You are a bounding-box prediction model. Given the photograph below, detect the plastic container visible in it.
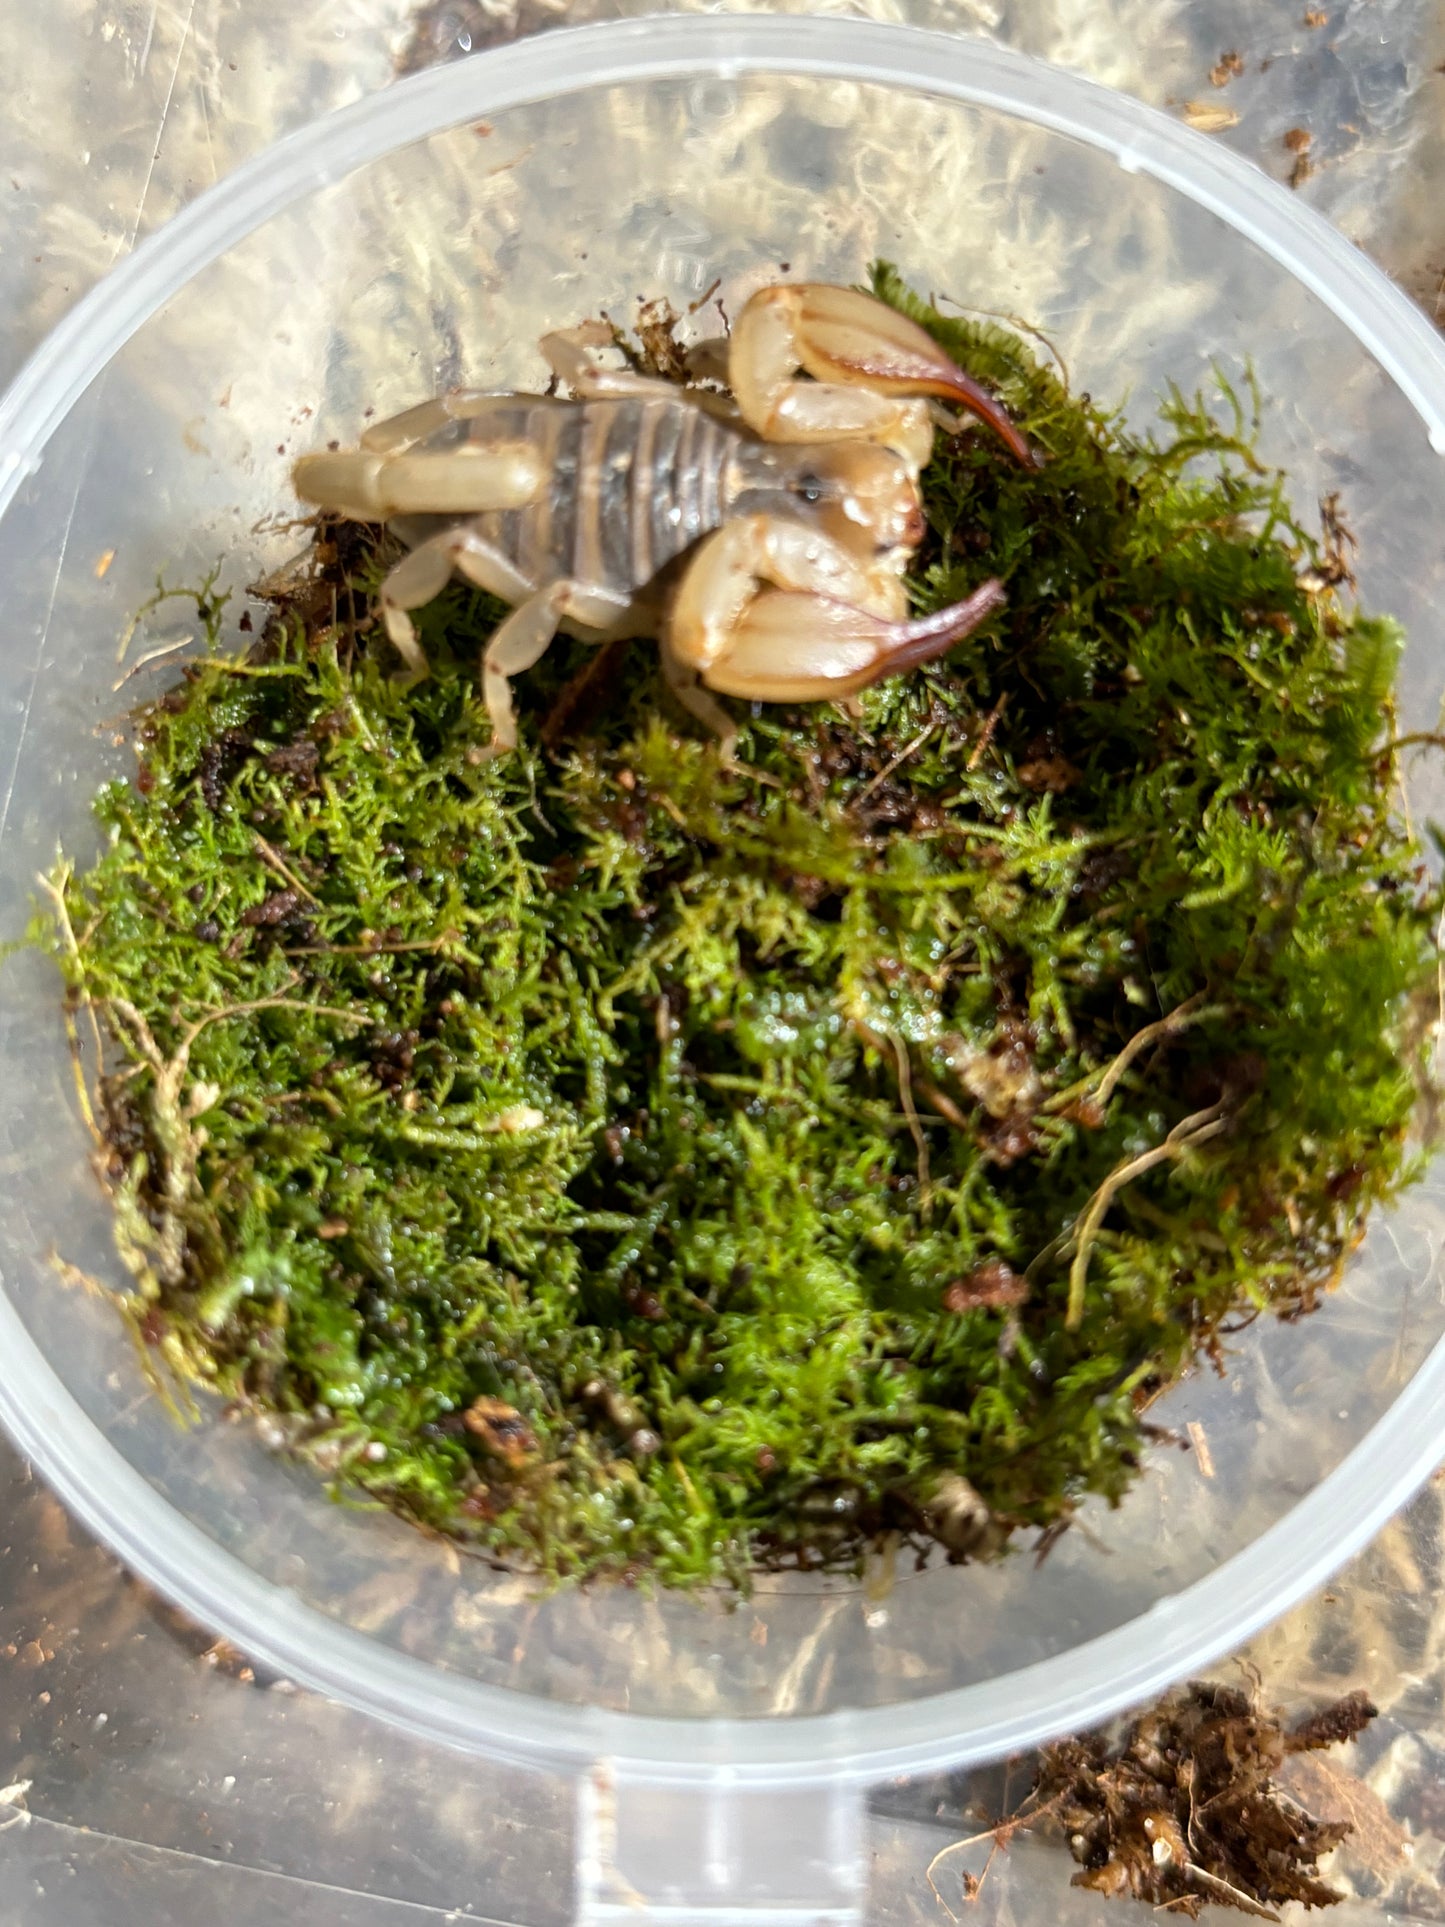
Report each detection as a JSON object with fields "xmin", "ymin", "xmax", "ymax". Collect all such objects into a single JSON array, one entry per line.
[{"xmin": 3, "ymin": 16, "xmax": 1445, "ymax": 1919}]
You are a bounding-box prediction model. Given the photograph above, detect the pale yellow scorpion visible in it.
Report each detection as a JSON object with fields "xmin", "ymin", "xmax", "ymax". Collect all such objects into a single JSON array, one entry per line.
[{"xmin": 293, "ymin": 282, "xmax": 1032, "ymax": 759}]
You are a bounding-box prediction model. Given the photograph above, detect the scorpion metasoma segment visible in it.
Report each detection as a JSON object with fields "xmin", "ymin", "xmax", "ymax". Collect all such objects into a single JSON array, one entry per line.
[{"xmin": 292, "ymin": 281, "xmax": 1032, "ymax": 760}]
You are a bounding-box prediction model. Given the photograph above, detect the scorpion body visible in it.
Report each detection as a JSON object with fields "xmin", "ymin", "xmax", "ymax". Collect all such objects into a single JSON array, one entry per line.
[
  {"xmin": 295, "ymin": 282, "xmax": 1033, "ymax": 757},
  {"xmin": 438, "ymin": 392, "xmax": 756, "ymax": 615}
]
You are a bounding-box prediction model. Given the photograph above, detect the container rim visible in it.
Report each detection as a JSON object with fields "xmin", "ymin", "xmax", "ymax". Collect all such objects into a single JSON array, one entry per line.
[{"xmin": 2, "ymin": 11, "xmax": 1445, "ymax": 1786}]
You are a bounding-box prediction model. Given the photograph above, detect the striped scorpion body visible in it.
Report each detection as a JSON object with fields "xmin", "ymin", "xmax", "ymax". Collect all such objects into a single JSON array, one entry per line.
[{"xmin": 293, "ymin": 282, "xmax": 1033, "ymax": 759}]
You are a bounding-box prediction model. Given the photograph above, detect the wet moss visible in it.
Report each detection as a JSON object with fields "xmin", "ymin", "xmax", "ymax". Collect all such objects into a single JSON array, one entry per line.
[{"xmin": 27, "ymin": 269, "xmax": 1442, "ymax": 1587}]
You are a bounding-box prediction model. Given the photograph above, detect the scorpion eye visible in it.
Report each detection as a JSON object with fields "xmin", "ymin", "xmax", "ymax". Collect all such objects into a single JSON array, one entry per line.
[{"xmin": 793, "ymin": 471, "xmax": 825, "ymax": 505}]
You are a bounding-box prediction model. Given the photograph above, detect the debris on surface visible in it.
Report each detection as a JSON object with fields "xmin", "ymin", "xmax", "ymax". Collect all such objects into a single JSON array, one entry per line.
[
  {"xmin": 1031, "ymin": 1682, "xmax": 1382, "ymax": 1918},
  {"xmin": 1284, "ymin": 126, "xmax": 1316, "ymax": 189},
  {"xmin": 1276, "ymin": 1752, "xmax": 1410, "ymax": 1879},
  {"xmin": 1210, "ymin": 50, "xmax": 1246, "ymax": 86},
  {"xmin": 1184, "ymin": 101, "xmax": 1242, "ymax": 131}
]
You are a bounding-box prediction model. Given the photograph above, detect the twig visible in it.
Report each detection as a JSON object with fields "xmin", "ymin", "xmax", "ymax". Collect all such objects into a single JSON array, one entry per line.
[
  {"xmin": 851, "ymin": 1017, "xmax": 963, "ymax": 1142},
  {"xmin": 1090, "ymin": 1001, "xmax": 1226, "ymax": 1108},
  {"xmin": 924, "ymin": 1832, "xmax": 996, "ymax": 1922},
  {"xmin": 33, "ymin": 867, "xmax": 105, "ymax": 1147},
  {"xmin": 1065, "ymin": 1105, "xmax": 1227, "ymax": 1328},
  {"xmin": 966, "ymin": 692, "xmax": 1007, "ymax": 770},
  {"xmin": 112, "ymin": 634, "xmax": 196, "ymax": 690},
  {"xmin": 853, "ymin": 721, "xmax": 938, "ymax": 808},
  {"xmin": 114, "ymin": 573, "xmax": 220, "ymax": 666},
  {"xmin": 887, "ymin": 1027, "xmax": 930, "ymax": 1203},
  {"xmin": 1185, "ymin": 1864, "xmax": 1280, "ymax": 1921},
  {"xmin": 1185, "ymin": 1419, "xmax": 1216, "ymax": 1480},
  {"xmin": 105, "ymin": 1000, "xmax": 201, "ymax": 1287},
  {"xmin": 49, "ymin": 1254, "xmax": 116, "ymax": 1300},
  {"xmin": 177, "ymin": 990, "xmax": 367, "ymax": 1059},
  {"xmin": 284, "ymin": 930, "xmax": 463, "ymax": 958},
  {"xmin": 924, "ymin": 1789, "xmax": 1067, "ymax": 1921},
  {"xmin": 914, "ymin": 1074, "xmax": 970, "ymax": 1130},
  {"xmin": 1045, "ymin": 995, "xmax": 1227, "ymax": 1114},
  {"xmin": 1024, "ymin": 1226, "xmax": 1071, "ymax": 1287},
  {"xmin": 936, "ymin": 292, "xmax": 1072, "ymax": 390},
  {"xmin": 252, "ymin": 835, "xmax": 320, "ymax": 906}
]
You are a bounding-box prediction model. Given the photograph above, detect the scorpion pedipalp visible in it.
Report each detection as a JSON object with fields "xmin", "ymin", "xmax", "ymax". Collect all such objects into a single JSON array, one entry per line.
[
  {"xmin": 729, "ymin": 282, "xmax": 1037, "ymax": 468},
  {"xmin": 692, "ymin": 582, "xmax": 1007, "ymax": 702},
  {"xmin": 667, "ymin": 511, "xmax": 1005, "ymax": 703}
]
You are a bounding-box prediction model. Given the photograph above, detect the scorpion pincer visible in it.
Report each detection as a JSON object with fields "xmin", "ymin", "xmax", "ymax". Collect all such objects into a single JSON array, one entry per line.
[{"xmin": 292, "ymin": 282, "xmax": 1034, "ymax": 761}]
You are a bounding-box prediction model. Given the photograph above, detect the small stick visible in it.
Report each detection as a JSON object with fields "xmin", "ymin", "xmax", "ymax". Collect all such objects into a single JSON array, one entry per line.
[
  {"xmin": 1185, "ymin": 1864, "xmax": 1280, "ymax": 1921},
  {"xmin": 1066, "ymin": 1106, "xmax": 1227, "ymax": 1328},
  {"xmin": 924, "ymin": 1833, "xmax": 992, "ymax": 1923},
  {"xmin": 913, "ymin": 1074, "xmax": 970, "ymax": 1130},
  {"xmin": 888, "ymin": 1026, "xmax": 930, "ymax": 1202},
  {"xmin": 937, "ymin": 292, "xmax": 1072, "ymax": 389},
  {"xmin": 853, "ymin": 721, "xmax": 938, "ymax": 808},
  {"xmin": 966, "ymin": 693, "xmax": 1007, "ymax": 770},
  {"xmin": 284, "ymin": 931, "xmax": 462, "ymax": 958},
  {"xmin": 33, "ymin": 866, "xmax": 105, "ymax": 1146},
  {"xmin": 1044, "ymin": 994, "xmax": 1227, "ymax": 1115},
  {"xmin": 850, "ymin": 1017, "xmax": 937, "ymax": 1186},
  {"xmin": 252, "ymin": 834, "xmax": 320, "ymax": 906},
  {"xmin": 923, "ymin": 1788, "xmax": 1065, "ymax": 1922},
  {"xmin": 112, "ymin": 634, "xmax": 196, "ymax": 689},
  {"xmin": 540, "ymin": 633, "xmax": 631, "ymax": 750},
  {"xmin": 178, "ymin": 992, "xmax": 366, "ymax": 1060}
]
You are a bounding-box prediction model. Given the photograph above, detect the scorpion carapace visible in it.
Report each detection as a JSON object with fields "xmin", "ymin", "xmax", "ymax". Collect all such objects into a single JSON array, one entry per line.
[{"xmin": 293, "ymin": 280, "xmax": 1031, "ymax": 759}]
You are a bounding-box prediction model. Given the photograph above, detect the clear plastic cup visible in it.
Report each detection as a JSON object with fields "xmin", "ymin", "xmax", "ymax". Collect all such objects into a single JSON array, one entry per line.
[{"xmin": 3, "ymin": 16, "xmax": 1445, "ymax": 1919}]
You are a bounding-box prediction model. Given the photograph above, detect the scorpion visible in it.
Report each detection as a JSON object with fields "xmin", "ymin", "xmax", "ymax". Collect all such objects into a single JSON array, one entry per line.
[{"xmin": 292, "ymin": 281, "xmax": 1033, "ymax": 760}]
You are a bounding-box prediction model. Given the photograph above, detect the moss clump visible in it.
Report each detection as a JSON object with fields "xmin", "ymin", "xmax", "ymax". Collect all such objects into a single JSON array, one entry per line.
[
  {"xmin": 29, "ymin": 269, "xmax": 1440, "ymax": 1587},
  {"xmin": 1031, "ymin": 1680, "xmax": 1379, "ymax": 1914}
]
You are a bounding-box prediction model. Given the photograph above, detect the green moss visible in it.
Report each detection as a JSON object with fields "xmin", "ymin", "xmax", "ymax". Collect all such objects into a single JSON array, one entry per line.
[{"xmin": 25, "ymin": 269, "xmax": 1441, "ymax": 1587}]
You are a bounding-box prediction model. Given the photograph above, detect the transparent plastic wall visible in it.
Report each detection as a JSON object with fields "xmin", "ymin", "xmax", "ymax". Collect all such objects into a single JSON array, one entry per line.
[{"xmin": 1, "ymin": 19, "xmax": 1444, "ymax": 1919}]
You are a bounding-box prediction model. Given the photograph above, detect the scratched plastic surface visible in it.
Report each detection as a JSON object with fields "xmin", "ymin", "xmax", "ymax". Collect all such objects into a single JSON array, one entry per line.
[{"xmin": 3, "ymin": 2, "xmax": 1445, "ymax": 1923}]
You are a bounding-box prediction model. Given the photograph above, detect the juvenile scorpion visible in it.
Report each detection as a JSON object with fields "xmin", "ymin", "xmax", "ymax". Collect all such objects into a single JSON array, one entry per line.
[{"xmin": 293, "ymin": 281, "xmax": 1032, "ymax": 760}]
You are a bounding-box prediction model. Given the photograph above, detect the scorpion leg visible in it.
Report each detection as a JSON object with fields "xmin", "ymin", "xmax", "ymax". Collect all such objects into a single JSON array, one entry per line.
[
  {"xmin": 540, "ymin": 320, "xmax": 684, "ymax": 401},
  {"xmin": 477, "ymin": 580, "xmax": 629, "ymax": 756},
  {"xmin": 729, "ymin": 283, "xmax": 1034, "ymax": 467},
  {"xmin": 659, "ymin": 649, "xmax": 743, "ymax": 765},
  {"xmin": 683, "ymin": 335, "xmax": 731, "ymax": 387},
  {"xmin": 359, "ymin": 391, "xmax": 517, "ymax": 456},
  {"xmin": 668, "ymin": 512, "xmax": 1005, "ymax": 707},
  {"xmin": 378, "ymin": 542, "xmax": 455, "ymax": 680},
  {"xmin": 378, "ymin": 526, "xmax": 531, "ymax": 683}
]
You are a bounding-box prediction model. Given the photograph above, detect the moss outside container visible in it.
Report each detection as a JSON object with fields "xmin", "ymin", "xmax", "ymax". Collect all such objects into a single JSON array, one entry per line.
[{"xmin": 1, "ymin": 16, "xmax": 1444, "ymax": 1920}]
